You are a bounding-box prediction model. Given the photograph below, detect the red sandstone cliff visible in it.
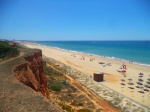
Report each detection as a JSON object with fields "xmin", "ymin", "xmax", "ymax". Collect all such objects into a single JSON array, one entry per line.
[{"xmin": 14, "ymin": 50, "xmax": 49, "ymax": 99}]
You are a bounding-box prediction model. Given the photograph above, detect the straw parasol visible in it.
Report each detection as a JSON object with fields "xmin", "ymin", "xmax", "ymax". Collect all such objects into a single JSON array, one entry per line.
[
  {"xmin": 127, "ymin": 82, "xmax": 134, "ymax": 91},
  {"xmin": 138, "ymin": 91, "xmax": 145, "ymax": 102},
  {"xmin": 137, "ymin": 82, "xmax": 143, "ymax": 85},
  {"xmin": 138, "ymin": 78, "xmax": 143, "ymax": 82},
  {"xmin": 144, "ymin": 84, "xmax": 150, "ymax": 88},
  {"xmin": 128, "ymin": 78, "xmax": 132, "ymax": 81},
  {"xmin": 120, "ymin": 81, "xmax": 125, "ymax": 92},
  {"xmin": 139, "ymin": 73, "xmax": 144, "ymax": 76},
  {"xmin": 120, "ymin": 83, "xmax": 125, "ymax": 86},
  {"xmin": 129, "ymin": 87, "xmax": 134, "ymax": 89},
  {"xmin": 128, "ymin": 82, "xmax": 134, "ymax": 85},
  {"xmin": 121, "ymin": 79, "xmax": 125, "ymax": 83},
  {"xmin": 128, "ymin": 79, "xmax": 132, "ymax": 84},
  {"xmin": 143, "ymin": 88, "xmax": 149, "ymax": 92},
  {"xmin": 129, "ymin": 86, "xmax": 134, "ymax": 97},
  {"xmin": 139, "ymin": 75, "xmax": 143, "ymax": 78},
  {"xmin": 138, "ymin": 90, "xmax": 144, "ymax": 93},
  {"xmin": 136, "ymin": 85, "xmax": 141, "ymax": 88},
  {"xmin": 146, "ymin": 81, "xmax": 150, "ymax": 84},
  {"xmin": 139, "ymin": 86, "xmax": 144, "ymax": 91},
  {"xmin": 144, "ymin": 84, "xmax": 150, "ymax": 99}
]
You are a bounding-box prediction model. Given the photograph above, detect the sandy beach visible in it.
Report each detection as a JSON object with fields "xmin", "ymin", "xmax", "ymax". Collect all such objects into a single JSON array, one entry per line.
[{"xmin": 23, "ymin": 42, "xmax": 150, "ymax": 109}]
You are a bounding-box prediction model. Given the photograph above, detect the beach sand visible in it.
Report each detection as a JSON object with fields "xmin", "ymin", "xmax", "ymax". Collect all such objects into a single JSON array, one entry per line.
[{"xmin": 23, "ymin": 42, "xmax": 150, "ymax": 109}]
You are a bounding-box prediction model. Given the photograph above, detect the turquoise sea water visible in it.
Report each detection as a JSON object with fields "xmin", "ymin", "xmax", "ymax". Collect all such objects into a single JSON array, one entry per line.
[{"xmin": 36, "ymin": 41, "xmax": 150, "ymax": 66}]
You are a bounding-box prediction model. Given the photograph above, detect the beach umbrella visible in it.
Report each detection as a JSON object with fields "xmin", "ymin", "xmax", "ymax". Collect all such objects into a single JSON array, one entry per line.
[
  {"xmin": 127, "ymin": 82, "xmax": 133, "ymax": 85},
  {"xmin": 138, "ymin": 90, "xmax": 144, "ymax": 93},
  {"xmin": 138, "ymin": 78, "xmax": 143, "ymax": 82},
  {"xmin": 120, "ymin": 82, "xmax": 125, "ymax": 92},
  {"xmin": 144, "ymin": 84, "xmax": 150, "ymax": 88},
  {"xmin": 143, "ymin": 88, "xmax": 149, "ymax": 92},
  {"xmin": 121, "ymin": 79, "xmax": 125, "ymax": 83},
  {"xmin": 139, "ymin": 75, "xmax": 143, "ymax": 78},
  {"xmin": 143, "ymin": 88, "xmax": 150, "ymax": 99},
  {"xmin": 138, "ymin": 70, "xmax": 143, "ymax": 75},
  {"xmin": 128, "ymin": 78, "xmax": 132, "ymax": 81},
  {"xmin": 129, "ymin": 86, "xmax": 134, "ymax": 97},
  {"xmin": 120, "ymin": 83, "xmax": 125, "ymax": 86},
  {"xmin": 138, "ymin": 90, "xmax": 145, "ymax": 102},
  {"xmin": 128, "ymin": 82, "xmax": 134, "ymax": 86},
  {"xmin": 129, "ymin": 87, "xmax": 134, "ymax": 89},
  {"xmin": 139, "ymin": 73, "xmax": 144, "ymax": 76},
  {"xmin": 129, "ymin": 82, "xmax": 134, "ymax": 85},
  {"xmin": 146, "ymin": 81, "xmax": 150, "ymax": 84},
  {"xmin": 121, "ymin": 79, "xmax": 125, "ymax": 81},
  {"xmin": 136, "ymin": 85, "xmax": 141, "ymax": 88},
  {"xmin": 128, "ymin": 79, "xmax": 132, "ymax": 83},
  {"xmin": 127, "ymin": 82, "xmax": 134, "ymax": 91},
  {"xmin": 139, "ymin": 86, "xmax": 144, "ymax": 90},
  {"xmin": 147, "ymin": 78, "xmax": 150, "ymax": 81},
  {"xmin": 137, "ymin": 82, "xmax": 143, "ymax": 85}
]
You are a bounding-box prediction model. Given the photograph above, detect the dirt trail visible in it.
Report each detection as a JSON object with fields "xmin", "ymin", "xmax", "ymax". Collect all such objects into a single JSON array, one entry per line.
[
  {"xmin": 66, "ymin": 75, "xmax": 121, "ymax": 112},
  {"xmin": 0, "ymin": 52, "xmax": 24, "ymax": 65}
]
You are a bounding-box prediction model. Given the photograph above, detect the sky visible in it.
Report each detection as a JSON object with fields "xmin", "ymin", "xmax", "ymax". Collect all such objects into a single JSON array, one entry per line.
[{"xmin": 0, "ymin": 0, "xmax": 150, "ymax": 41}]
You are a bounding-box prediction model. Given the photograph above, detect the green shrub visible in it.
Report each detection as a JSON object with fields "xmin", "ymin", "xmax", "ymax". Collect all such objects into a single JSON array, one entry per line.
[
  {"xmin": 44, "ymin": 65, "xmax": 63, "ymax": 76},
  {"xmin": 0, "ymin": 41, "xmax": 19, "ymax": 59},
  {"xmin": 78, "ymin": 102, "xmax": 83, "ymax": 106},
  {"xmin": 59, "ymin": 103, "xmax": 72, "ymax": 112},
  {"xmin": 50, "ymin": 85, "xmax": 61, "ymax": 92}
]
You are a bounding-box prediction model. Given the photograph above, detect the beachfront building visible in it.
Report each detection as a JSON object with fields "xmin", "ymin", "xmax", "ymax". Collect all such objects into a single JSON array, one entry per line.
[{"xmin": 93, "ymin": 72, "xmax": 104, "ymax": 82}]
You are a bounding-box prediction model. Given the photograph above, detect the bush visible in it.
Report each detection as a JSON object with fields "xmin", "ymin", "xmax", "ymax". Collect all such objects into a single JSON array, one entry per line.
[
  {"xmin": 78, "ymin": 102, "xmax": 83, "ymax": 106},
  {"xmin": 50, "ymin": 85, "xmax": 61, "ymax": 92},
  {"xmin": 0, "ymin": 41, "xmax": 19, "ymax": 59},
  {"xmin": 59, "ymin": 103, "xmax": 72, "ymax": 112},
  {"xmin": 44, "ymin": 65, "xmax": 63, "ymax": 76}
]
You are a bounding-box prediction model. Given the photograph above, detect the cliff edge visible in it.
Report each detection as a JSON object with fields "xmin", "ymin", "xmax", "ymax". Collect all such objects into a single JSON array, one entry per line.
[
  {"xmin": 0, "ymin": 47, "xmax": 62, "ymax": 112},
  {"xmin": 14, "ymin": 50, "xmax": 49, "ymax": 99}
]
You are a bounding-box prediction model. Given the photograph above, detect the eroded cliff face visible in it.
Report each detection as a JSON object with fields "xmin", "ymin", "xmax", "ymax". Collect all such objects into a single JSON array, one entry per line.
[{"xmin": 14, "ymin": 50, "xmax": 49, "ymax": 99}]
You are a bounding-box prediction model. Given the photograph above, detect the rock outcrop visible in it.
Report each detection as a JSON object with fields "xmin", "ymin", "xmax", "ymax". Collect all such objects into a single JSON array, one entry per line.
[{"xmin": 14, "ymin": 50, "xmax": 49, "ymax": 99}]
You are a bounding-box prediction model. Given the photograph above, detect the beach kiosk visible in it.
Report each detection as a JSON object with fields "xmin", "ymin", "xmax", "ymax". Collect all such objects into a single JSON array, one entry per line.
[{"xmin": 93, "ymin": 72, "xmax": 104, "ymax": 82}]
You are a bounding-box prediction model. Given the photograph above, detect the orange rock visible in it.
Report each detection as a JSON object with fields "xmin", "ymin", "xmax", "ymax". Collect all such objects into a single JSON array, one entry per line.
[{"xmin": 14, "ymin": 50, "xmax": 50, "ymax": 99}]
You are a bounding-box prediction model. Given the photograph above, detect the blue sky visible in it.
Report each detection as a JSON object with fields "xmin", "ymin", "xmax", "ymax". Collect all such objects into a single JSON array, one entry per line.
[{"xmin": 0, "ymin": 0, "xmax": 150, "ymax": 40}]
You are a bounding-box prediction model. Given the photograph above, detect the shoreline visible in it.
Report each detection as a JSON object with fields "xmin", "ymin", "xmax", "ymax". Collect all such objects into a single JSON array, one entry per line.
[{"xmin": 35, "ymin": 42, "xmax": 150, "ymax": 67}]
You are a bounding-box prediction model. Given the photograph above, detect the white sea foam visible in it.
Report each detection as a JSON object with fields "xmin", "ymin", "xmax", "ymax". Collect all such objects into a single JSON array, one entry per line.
[{"xmin": 25, "ymin": 41, "xmax": 150, "ymax": 67}]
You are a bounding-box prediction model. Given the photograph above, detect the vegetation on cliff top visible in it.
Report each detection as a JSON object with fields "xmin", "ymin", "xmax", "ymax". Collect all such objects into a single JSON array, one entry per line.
[
  {"xmin": 43, "ymin": 60, "xmax": 96, "ymax": 112},
  {"xmin": 0, "ymin": 41, "xmax": 19, "ymax": 59}
]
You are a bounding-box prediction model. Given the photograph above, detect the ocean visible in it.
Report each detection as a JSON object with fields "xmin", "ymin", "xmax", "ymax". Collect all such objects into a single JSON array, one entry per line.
[{"xmin": 35, "ymin": 41, "xmax": 150, "ymax": 66}]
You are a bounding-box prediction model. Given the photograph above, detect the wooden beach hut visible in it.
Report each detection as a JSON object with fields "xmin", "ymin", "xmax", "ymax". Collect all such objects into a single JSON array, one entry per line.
[{"xmin": 93, "ymin": 72, "xmax": 104, "ymax": 82}]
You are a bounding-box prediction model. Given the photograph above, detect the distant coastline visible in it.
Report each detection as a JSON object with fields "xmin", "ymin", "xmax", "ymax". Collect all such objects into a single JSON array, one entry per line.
[{"xmin": 33, "ymin": 41, "xmax": 150, "ymax": 67}]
